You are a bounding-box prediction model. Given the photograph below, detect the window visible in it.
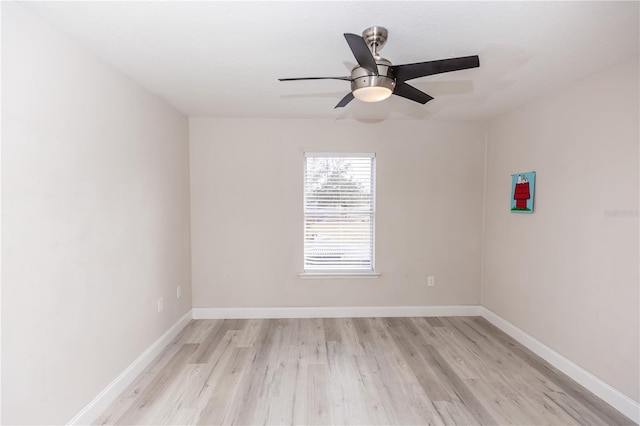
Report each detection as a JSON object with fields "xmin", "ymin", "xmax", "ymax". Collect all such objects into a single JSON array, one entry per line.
[{"xmin": 303, "ymin": 153, "xmax": 376, "ymax": 273}]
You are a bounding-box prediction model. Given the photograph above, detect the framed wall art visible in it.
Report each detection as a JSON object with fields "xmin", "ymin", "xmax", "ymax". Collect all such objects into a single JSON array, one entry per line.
[{"xmin": 511, "ymin": 171, "xmax": 536, "ymax": 213}]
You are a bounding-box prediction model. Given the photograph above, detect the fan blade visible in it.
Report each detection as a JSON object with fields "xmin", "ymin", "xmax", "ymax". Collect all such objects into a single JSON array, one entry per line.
[
  {"xmin": 334, "ymin": 92, "xmax": 354, "ymax": 108},
  {"xmin": 393, "ymin": 81, "xmax": 434, "ymax": 104},
  {"xmin": 344, "ymin": 33, "xmax": 378, "ymax": 75},
  {"xmin": 394, "ymin": 55, "xmax": 479, "ymax": 82},
  {"xmin": 279, "ymin": 76, "xmax": 352, "ymax": 81}
]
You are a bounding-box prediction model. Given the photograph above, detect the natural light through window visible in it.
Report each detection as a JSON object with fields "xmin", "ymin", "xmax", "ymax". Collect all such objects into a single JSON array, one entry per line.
[{"xmin": 303, "ymin": 153, "xmax": 376, "ymax": 274}]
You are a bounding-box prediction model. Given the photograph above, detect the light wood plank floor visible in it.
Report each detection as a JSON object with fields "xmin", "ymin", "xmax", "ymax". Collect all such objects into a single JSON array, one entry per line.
[{"xmin": 96, "ymin": 317, "xmax": 633, "ymax": 425}]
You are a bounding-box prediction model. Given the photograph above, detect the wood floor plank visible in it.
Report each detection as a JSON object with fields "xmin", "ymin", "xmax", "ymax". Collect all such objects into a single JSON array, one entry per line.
[
  {"xmin": 426, "ymin": 317, "xmax": 445, "ymax": 328},
  {"xmin": 197, "ymin": 347, "xmax": 255, "ymax": 425},
  {"xmin": 336, "ymin": 317, "xmax": 365, "ymax": 356},
  {"xmin": 181, "ymin": 320, "xmax": 220, "ymax": 344},
  {"xmin": 433, "ymin": 400, "xmax": 482, "ymax": 426},
  {"xmin": 164, "ymin": 407, "xmax": 199, "ymax": 426},
  {"xmin": 322, "ymin": 318, "xmax": 343, "ymax": 344},
  {"xmin": 431, "ymin": 325, "xmax": 485, "ymax": 380},
  {"xmin": 367, "ymin": 318, "xmax": 421, "ymax": 384},
  {"xmin": 325, "ymin": 340, "xmax": 373, "ymax": 425},
  {"xmin": 226, "ymin": 319, "xmax": 292, "ymax": 425},
  {"xmin": 384, "ymin": 317, "xmax": 466, "ymax": 402},
  {"xmin": 116, "ymin": 343, "xmax": 199, "ymax": 424},
  {"xmin": 361, "ymin": 341, "xmax": 429, "ymax": 425},
  {"xmin": 185, "ymin": 332, "xmax": 243, "ymax": 417},
  {"xmin": 351, "ymin": 352, "xmax": 394, "ymax": 424},
  {"xmin": 306, "ymin": 363, "xmax": 333, "ymax": 425},
  {"xmin": 421, "ymin": 342, "xmax": 499, "ymax": 425},
  {"xmin": 288, "ymin": 345, "xmax": 310, "ymax": 425},
  {"xmin": 151, "ymin": 362, "xmax": 211, "ymax": 425},
  {"xmin": 403, "ymin": 382, "xmax": 447, "ymax": 426},
  {"xmin": 191, "ymin": 319, "xmax": 243, "ymax": 364},
  {"xmin": 262, "ymin": 321, "xmax": 310, "ymax": 426},
  {"xmin": 358, "ymin": 318, "xmax": 443, "ymax": 425},
  {"xmin": 298, "ymin": 318, "xmax": 328, "ymax": 365},
  {"xmin": 97, "ymin": 316, "xmax": 634, "ymax": 426},
  {"xmin": 233, "ymin": 318, "xmax": 263, "ymax": 348}
]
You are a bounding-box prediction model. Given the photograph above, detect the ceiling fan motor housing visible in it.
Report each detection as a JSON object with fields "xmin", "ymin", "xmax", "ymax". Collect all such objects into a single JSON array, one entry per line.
[{"xmin": 350, "ymin": 59, "xmax": 395, "ymax": 96}]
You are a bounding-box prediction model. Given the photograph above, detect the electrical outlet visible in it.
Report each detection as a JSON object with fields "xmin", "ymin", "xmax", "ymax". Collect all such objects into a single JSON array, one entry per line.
[
  {"xmin": 157, "ymin": 297, "xmax": 164, "ymax": 313},
  {"xmin": 177, "ymin": 285, "xmax": 182, "ymax": 299},
  {"xmin": 427, "ymin": 275, "xmax": 435, "ymax": 287}
]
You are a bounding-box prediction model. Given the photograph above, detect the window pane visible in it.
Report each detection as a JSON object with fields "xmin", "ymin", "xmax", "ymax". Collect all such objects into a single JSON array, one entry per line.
[{"xmin": 303, "ymin": 154, "xmax": 375, "ymax": 272}]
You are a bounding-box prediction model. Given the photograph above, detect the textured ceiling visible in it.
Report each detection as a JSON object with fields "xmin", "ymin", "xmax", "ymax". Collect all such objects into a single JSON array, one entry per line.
[{"xmin": 21, "ymin": 1, "xmax": 640, "ymax": 121}]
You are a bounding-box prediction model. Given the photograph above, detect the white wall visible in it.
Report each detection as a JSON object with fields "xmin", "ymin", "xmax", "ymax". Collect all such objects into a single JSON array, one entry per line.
[
  {"xmin": 1, "ymin": 3, "xmax": 192, "ymax": 424},
  {"xmin": 190, "ymin": 118, "xmax": 486, "ymax": 309},
  {"xmin": 482, "ymin": 57, "xmax": 639, "ymax": 402}
]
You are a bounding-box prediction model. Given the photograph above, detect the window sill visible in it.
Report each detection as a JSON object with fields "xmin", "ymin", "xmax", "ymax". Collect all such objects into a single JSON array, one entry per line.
[{"xmin": 298, "ymin": 272, "xmax": 381, "ymax": 279}]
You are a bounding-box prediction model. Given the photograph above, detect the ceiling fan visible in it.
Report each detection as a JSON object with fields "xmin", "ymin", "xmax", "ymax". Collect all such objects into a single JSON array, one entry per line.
[{"xmin": 279, "ymin": 26, "xmax": 480, "ymax": 108}]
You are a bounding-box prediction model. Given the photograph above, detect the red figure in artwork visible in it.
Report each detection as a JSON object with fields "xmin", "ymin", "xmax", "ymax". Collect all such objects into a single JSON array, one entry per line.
[{"xmin": 513, "ymin": 174, "xmax": 530, "ymax": 209}]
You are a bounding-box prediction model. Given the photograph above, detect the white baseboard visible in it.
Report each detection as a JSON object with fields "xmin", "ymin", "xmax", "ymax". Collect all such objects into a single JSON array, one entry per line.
[
  {"xmin": 480, "ymin": 307, "xmax": 640, "ymax": 424},
  {"xmin": 67, "ymin": 310, "xmax": 193, "ymax": 425},
  {"xmin": 192, "ymin": 305, "xmax": 482, "ymax": 319}
]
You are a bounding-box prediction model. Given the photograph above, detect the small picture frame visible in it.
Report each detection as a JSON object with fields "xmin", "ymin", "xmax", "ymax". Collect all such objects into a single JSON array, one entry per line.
[{"xmin": 511, "ymin": 171, "xmax": 536, "ymax": 213}]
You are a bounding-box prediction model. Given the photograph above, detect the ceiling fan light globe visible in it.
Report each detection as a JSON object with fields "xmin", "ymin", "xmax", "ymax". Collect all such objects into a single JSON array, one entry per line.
[{"xmin": 353, "ymin": 86, "xmax": 393, "ymax": 102}]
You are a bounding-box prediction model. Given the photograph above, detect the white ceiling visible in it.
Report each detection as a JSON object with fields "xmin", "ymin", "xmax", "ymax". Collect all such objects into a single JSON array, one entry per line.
[{"xmin": 21, "ymin": 1, "xmax": 640, "ymax": 121}]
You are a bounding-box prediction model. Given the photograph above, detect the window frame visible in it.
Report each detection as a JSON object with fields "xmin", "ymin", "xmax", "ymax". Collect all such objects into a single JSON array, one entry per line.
[{"xmin": 300, "ymin": 152, "xmax": 379, "ymax": 278}]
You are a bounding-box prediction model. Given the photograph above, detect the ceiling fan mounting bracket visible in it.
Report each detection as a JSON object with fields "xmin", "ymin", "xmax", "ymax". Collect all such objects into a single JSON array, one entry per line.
[{"xmin": 362, "ymin": 26, "xmax": 388, "ymax": 54}]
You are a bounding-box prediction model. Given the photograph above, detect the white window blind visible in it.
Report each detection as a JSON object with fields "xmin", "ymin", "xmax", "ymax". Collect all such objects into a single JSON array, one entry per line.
[{"xmin": 304, "ymin": 153, "xmax": 375, "ymax": 272}]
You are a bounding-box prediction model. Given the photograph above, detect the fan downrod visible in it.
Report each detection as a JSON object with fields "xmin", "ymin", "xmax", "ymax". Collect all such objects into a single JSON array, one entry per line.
[{"xmin": 362, "ymin": 26, "xmax": 388, "ymax": 55}]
